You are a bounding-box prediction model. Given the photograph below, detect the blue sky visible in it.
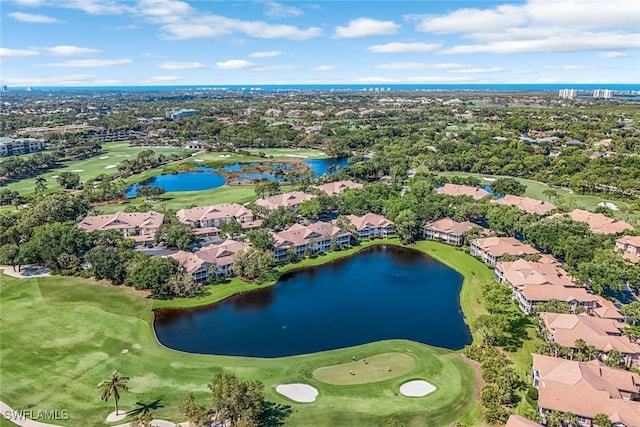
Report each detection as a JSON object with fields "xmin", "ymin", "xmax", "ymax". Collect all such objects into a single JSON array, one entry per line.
[{"xmin": 1, "ymin": 0, "xmax": 638, "ymax": 86}]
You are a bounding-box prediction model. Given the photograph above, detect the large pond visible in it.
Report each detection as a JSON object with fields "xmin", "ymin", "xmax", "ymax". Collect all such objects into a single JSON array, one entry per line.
[
  {"xmin": 154, "ymin": 245, "xmax": 471, "ymax": 357},
  {"xmin": 126, "ymin": 167, "xmax": 225, "ymax": 197},
  {"xmin": 127, "ymin": 157, "xmax": 349, "ymax": 197}
]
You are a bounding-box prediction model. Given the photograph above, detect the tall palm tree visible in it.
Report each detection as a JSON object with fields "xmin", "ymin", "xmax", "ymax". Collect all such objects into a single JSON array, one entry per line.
[
  {"xmin": 98, "ymin": 370, "xmax": 130, "ymax": 416},
  {"xmin": 34, "ymin": 177, "xmax": 47, "ymax": 198}
]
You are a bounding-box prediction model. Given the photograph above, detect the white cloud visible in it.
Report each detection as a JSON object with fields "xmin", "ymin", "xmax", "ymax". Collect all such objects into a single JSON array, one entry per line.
[
  {"xmin": 599, "ymin": 51, "xmax": 628, "ymax": 58},
  {"xmin": 215, "ymin": 60, "xmax": 259, "ymax": 69},
  {"xmin": 261, "ymin": 0, "xmax": 303, "ymax": 18},
  {"xmin": 375, "ymin": 62, "xmax": 465, "ymax": 70},
  {"xmin": 367, "ymin": 42, "xmax": 441, "ymax": 53},
  {"xmin": 1, "ymin": 74, "xmax": 97, "ymax": 86},
  {"xmin": 134, "ymin": 1, "xmax": 322, "ymax": 40},
  {"xmin": 414, "ymin": 0, "xmax": 640, "ymax": 54},
  {"xmin": 14, "ymin": 0, "xmax": 44, "ymax": 6},
  {"xmin": 544, "ymin": 65, "xmax": 585, "ymax": 70},
  {"xmin": 312, "ymin": 65, "xmax": 336, "ymax": 71},
  {"xmin": 138, "ymin": 0, "xmax": 193, "ymax": 18},
  {"xmin": 159, "ymin": 61, "xmax": 206, "ymax": 70},
  {"xmin": 334, "ymin": 18, "xmax": 399, "ymax": 38},
  {"xmin": 61, "ymin": 0, "xmax": 133, "ymax": 15},
  {"xmin": 448, "ymin": 67, "xmax": 505, "ymax": 73},
  {"xmin": 442, "ymin": 32, "xmax": 640, "ymax": 54},
  {"xmin": 249, "ymin": 51, "xmax": 284, "ymax": 58},
  {"xmin": 42, "ymin": 45, "xmax": 102, "ymax": 56},
  {"xmin": 144, "ymin": 76, "xmax": 186, "ymax": 83},
  {"xmin": 43, "ymin": 58, "xmax": 133, "ymax": 67},
  {"xmin": 376, "ymin": 62, "xmax": 433, "ymax": 70},
  {"xmin": 8, "ymin": 12, "xmax": 63, "ymax": 23},
  {"xmin": 254, "ymin": 64, "xmax": 301, "ymax": 71},
  {"xmin": 0, "ymin": 47, "xmax": 39, "ymax": 57}
]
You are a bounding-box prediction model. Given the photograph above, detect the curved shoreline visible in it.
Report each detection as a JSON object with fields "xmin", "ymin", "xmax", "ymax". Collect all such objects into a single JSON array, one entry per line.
[{"xmin": 151, "ymin": 240, "xmax": 474, "ymax": 357}]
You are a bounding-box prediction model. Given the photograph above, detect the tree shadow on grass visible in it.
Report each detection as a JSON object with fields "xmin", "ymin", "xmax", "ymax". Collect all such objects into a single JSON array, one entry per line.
[
  {"xmin": 127, "ymin": 399, "xmax": 164, "ymax": 417},
  {"xmin": 259, "ymin": 401, "xmax": 293, "ymax": 427}
]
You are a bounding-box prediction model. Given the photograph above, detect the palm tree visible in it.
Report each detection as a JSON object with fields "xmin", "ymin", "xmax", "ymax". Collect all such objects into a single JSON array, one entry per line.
[
  {"xmin": 34, "ymin": 177, "xmax": 47, "ymax": 197},
  {"xmin": 542, "ymin": 188, "xmax": 558, "ymax": 202},
  {"xmin": 98, "ymin": 370, "xmax": 130, "ymax": 416},
  {"xmin": 564, "ymin": 412, "xmax": 578, "ymax": 427}
]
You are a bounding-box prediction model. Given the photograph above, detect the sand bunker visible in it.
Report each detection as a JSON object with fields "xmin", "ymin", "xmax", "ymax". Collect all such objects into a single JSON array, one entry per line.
[
  {"xmin": 218, "ymin": 154, "xmax": 231, "ymax": 158},
  {"xmin": 482, "ymin": 177, "xmax": 496, "ymax": 182},
  {"xmin": 284, "ymin": 154, "xmax": 308, "ymax": 158},
  {"xmin": 70, "ymin": 169, "xmax": 84, "ymax": 172},
  {"xmin": 399, "ymin": 380, "xmax": 436, "ymax": 397},
  {"xmin": 99, "ymin": 156, "xmax": 109, "ymax": 159},
  {"xmin": 275, "ymin": 384, "xmax": 318, "ymax": 403},
  {"xmin": 104, "ymin": 165, "xmax": 118, "ymax": 169}
]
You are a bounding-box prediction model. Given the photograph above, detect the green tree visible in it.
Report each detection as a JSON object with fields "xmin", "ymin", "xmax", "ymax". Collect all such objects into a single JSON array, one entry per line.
[
  {"xmin": 28, "ymin": 222, "xmax": 88, "ymax": 270},
  {"xmin": 156, "ymin": 223, "xmax": 197, "ymax": 250},
  {"xmin": 208, "ymin": 371, "xmax": 264, "ymax": 427},
  {"xmin": 126, "ymin": 256, "xmax": 179, "ymax": 296},
  {"xmin": 534, "ymin": 299, "xmax": 571, "ymax": 314},
  {"xmin": 85, "ymin": 246, "xmax": 130, "ymax": 285},
  {"xmin": 593, "ymin": 413, "xmax": 611, "ymax": 427},
  {"xmin": 178, "ymin": 393, "xmax": 210, "ymax": 427},
  {"xmin": 394, "ymin": 209, "xmax": 418, "ymax": 244},
  {"xmin": 491, "ymin": 177, "xmax": 526, "ymax": 196},
  {"xmin": 34, "ymin": 176, "xmax": 47, "ymax": 197},
  {"xmin": 247, "ymin": 228, "xmax": 273, "ymax": 251},
  {"xmin": 542, "ymin": 188, "xmax": 559, "ymax": 202},
  {"xmin": 56, "ymin": 172, "xmax": 81, "ymax": 190},
  {"xmin": 167, "ymin": 272, "xmax": 203, "ymax": 298},
  {"xmin": 98, "ymin": 370, "xmax": 130, "ymax": 416},
  {"xmin": 546, "ymin": 410, "xmax": 564, "ymax": 427},
  {"xmin": 473, "ymin": 314, "xmax": 508, "ymax": 347},
  {"xmin": 219, "ymin": 220, "xmax": 244, "ymax": 240}
]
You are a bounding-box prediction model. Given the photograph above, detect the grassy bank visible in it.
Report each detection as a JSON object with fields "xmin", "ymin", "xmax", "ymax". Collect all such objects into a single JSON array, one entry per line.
[
  {"xmin": 3, "ymin": 143, "xmax": 193, "ymax": 196},
  {"xmin": 0, "ymin": 252, "xmax": 482, "ymax": 426}
]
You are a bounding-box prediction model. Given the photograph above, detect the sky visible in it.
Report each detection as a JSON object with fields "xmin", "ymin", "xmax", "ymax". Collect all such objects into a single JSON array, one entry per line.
[{"xmin": 0, "ymin": 0, "xmax": 639, "ymax": 87}]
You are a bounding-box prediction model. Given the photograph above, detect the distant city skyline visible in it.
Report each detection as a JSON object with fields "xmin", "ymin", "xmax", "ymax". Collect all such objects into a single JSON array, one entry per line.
[{"xmin": 1, "ymin": 0, "xmax": 639, "ymax": 87}]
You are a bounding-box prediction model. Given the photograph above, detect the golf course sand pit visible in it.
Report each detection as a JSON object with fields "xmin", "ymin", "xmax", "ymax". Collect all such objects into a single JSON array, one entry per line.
[
  {"xmin": 313, "ymin": 352, "xmax": 416, "ymax": 385},
  {"xmin": 104, "ymin": 164, "xmax": 118, "ymax": 169},
  {"xmin": 400, "ymin": 380, "xmax": 436, "ymax": 397},
  {"xmin": 276, "ymin": 384, "xmax": 318, "ymax": 403}
]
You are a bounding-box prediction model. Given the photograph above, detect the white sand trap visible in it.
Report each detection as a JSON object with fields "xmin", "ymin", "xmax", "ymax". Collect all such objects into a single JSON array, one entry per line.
[
  {"xmin": 105, "ymin": 164, "xmax": 118, "ymax": 169},
  {"xmin": 50, "ymin": 175, "xmax": 59, "ymax": 179},
  {"xmin": 284, "ymin": 154, "xmax": 308, "ymax": 158},
  {"xmin": 276, "ymin": 384, "xmax": 318, "ymax": 403},
  {"xmin": 70, "ymin": 169, "xmax": 85, "ymax": 172},
  {"xmin": 99, "ymin": 156, "xmax": 109, "ymax": 159},
  {"xmin": 400, "ymin": 380, "xmax": 436, "ymax": 397},
  {"xmin": 482, "ymin": 177, "xmax": 496, "ymax": 182},
  {"xmin": 218, "ymin": 154, "xmax": 231, "ymax": 158},
  {"xmin": 194, "ymin": 159, "xmax": 204, "ymax": 162},
  {"xmin": 106, "ymin": 410, "xmax": 127, "ymax": 422}
]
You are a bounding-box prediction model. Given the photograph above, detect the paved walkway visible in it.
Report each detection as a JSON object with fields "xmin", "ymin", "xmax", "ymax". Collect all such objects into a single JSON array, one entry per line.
[{"xmin": 1, "ymin": 401, "xmax": 184, "ymax": 427}]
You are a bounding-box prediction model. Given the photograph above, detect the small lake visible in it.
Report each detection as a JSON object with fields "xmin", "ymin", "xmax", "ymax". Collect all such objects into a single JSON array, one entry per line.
[
  {"xmin": 305, "ymin": 157, "xmax": 349, "ymax": 177},
  {"xmin": 127, "ymin": 157, "xmax": 350, "ymax": 197},
  {"xmin": 126, "ymin": 167, "xmax": 225, "ymax": 197},
  {"xmin": 154, "ymin": 245, "xmax": 471, "ymax": 357}
]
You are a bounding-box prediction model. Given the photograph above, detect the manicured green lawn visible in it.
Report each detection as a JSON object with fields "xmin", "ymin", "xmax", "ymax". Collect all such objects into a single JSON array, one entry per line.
[
  {"xmin": 0, "ymin": 240, "xmax": 490, "ymax": 426},
  {"xmin": 246, "ymin": 148, "xmax": 327, "ymax": 159},
  {"xmin": 3, "ymin": 143, "xmax": 193, "ymax": 196},
  {"xmin": 438, "ymin": 171, "xmax": 627, "ymax": 212},
  {"xmin": 313, "ymin": 353, "xmax": 416, "ymax": 385},
  {"xmin": 0, "ymin": 275, "xmax": 480, "ymax": 426}
]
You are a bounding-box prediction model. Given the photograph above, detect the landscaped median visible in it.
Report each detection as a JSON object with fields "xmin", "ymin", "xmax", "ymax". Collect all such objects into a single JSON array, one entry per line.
[{"xmin": 0, "ymin": 239, "xmax": 490, "ymax": 426}]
